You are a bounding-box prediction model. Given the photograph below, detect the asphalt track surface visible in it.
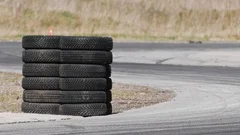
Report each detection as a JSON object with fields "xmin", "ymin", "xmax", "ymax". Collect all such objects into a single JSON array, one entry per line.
[{"xmin": 0, "ymin": 42, "xmax": 240, "ymax": 134}]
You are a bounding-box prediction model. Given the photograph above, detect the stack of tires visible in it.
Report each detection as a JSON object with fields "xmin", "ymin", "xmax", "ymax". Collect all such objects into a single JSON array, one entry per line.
[
  {"xmin": 21, "ymin": 36, "xmax": 113, "ymax": 116},
  {"xmin": 59, "ymin": 36, "xmax": 113, "ymax": 116},
  {"xmin": 22, "ymin": 36, "xmax": 61, "ymax": 115}
]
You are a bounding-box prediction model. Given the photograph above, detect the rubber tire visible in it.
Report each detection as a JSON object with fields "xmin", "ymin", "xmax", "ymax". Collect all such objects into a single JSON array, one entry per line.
[
  {"xmin": 106, "ymin": 91, "xmax": 112, "ymax": 103},
  {"xmin": 22, "ymin": 77, "xmax": 60, "ymax": 90},
  {"xmin": 107, "ymin": 103, "xmax": 112, "ymax": 114},
  {"xmin": 22, "ymin": 102, "xmax": 60, "ymax": 114},
  {"xmin": 59, "ymin": 64, "xmax": 111, "ymax": 78},
  {"xmin": 22, "ymin": 36, "xmax": 60, "ymax": 49},
  {"xmin": 59, "ymin": 103, "xmax": 109, "ymax": 116},
  {"xmin": 60, "ymin": 36, "xmax": 113, "ymax": 51},
  {"xmin": 61, "ymin": 91, "xmax": 107, "ymax": 103},
  {"xmin": 22, "ymin": 50, "xmax": 60, "ymax": 63},
  {"xmin": 23, "ymin": 64, "xmax": 59, "ymax": 77},
  {"xmin": 23, "ymin": 90, "xmax": 60, "ymax": 103},
  {"xmin": 60, "ymin": 78, "xmax": 111, "ymax": 91},
  {"xmin": 60, "ymin": 51, "xmax": 112, "ymax": 64},
  {"xmin": 107, "ymin": 78, "xmax": 112, "ymax": 90}
]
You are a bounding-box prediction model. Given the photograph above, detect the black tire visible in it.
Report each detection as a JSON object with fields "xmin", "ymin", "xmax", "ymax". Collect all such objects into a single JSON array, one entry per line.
[
  {"xmin": 59, "ymin": 64, "xmax": 111, "ymax": 78},
  {"xmin": 107, "ymin": 78, "xmax": 112, "ymax": 90},
  {"xmin": 106, "ymin": 91, "xmax": 112, "ymax": 103},
  {"xmin": 60, "ymin": 51, "xmax": 112, "ymax": 64},
  {"xmin": 60, "ymin": 78, "xmax": 111, "ymax": 91},
  {"xmin": 59, "ymin": 103, "xmax": 109, "ymax": 116},
  {"xmin": 60, "ymin": 36, "xmax": 113, "ymax": 51},
  {"xmin": 107, "ymin": 103, "xmax": 112, "ymax": 114},
  {"xmin": 22, "ymin": 102, "xmax": 60, "ymax": 114},
  {"xmin": 22, "ymin": 50, "xmax": 60, "ymax": 63},
  {"xmin": 61, "ymin": 91, "xmax": 107, "ymax": 103},
  {"xmin": 23, "ymin": 90, "xmax": 60, "ymax": 103},
  {"xmin": 22, "ymin": 77, "xmax": 60, "ymax": 90},
  {"xmin": 106, "ymin": 65, "xmax": 111, "ymax": 78},
  {"xmin": 22, "ymin": 36, "xmax": 61, "ymax": 49},
  {"xmin": 23, "ymin": 64, "xmax": 59, "ymax": 77}
]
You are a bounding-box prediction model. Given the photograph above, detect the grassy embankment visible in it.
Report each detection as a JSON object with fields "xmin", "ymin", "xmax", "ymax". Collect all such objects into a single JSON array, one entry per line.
[
  {"xmin": 0, "ymin": 0, "xmax": 240, "ymax": 41},
  {"xmin": 0, "ymin": 72, "xmax": 174, "ymax": 113}
]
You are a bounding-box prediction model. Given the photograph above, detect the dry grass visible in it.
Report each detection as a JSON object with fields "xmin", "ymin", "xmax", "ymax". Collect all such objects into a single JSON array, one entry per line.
[
  {"xmin": 0, "ymin": 72, "xmax": 174, "ymax": 113},
  {"xmin": 0, "ymin": 72, "xmax": 23, "ymax": 112},
  {"xmin": 0, "ymin": 0, "xmax": 240, "ymax": 41},
  {"xmin": 112, "ymin": 83, "xmax": 174, "ymax": 113}
]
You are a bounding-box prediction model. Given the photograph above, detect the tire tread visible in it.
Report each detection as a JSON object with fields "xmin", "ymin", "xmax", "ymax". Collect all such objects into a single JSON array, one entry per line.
[
  {"xmin": 22, "ymin": 102, "xmax": 60, "ymax": 114},
  {"xmin": 60, "ymin": 36, "xmax": 113, "ymax": 51}
]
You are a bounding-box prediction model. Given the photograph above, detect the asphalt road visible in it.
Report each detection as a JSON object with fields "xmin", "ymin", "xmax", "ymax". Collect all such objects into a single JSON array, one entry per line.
[
  {"xmin": 0, "ymin": 42, "xmax": 240, "ymax": 135},
  {"xmin": 114, "ymin": 42, "xmax": 240, "ymax": 50}
]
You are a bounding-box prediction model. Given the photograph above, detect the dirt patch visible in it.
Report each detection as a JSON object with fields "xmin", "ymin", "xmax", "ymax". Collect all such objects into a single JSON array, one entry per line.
[{"xmin": 0, "ymin": 72, "xmax": 175, "ymax": 113}]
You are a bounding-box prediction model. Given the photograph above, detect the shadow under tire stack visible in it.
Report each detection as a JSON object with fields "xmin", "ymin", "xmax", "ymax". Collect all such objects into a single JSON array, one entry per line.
[
  {"xmin": 59, "ymin": 36, "xmax": 113, "ymax": 116},
  {"xmin": 22, "ymin": 36, "xmax": 61, "ymax": 115}
]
